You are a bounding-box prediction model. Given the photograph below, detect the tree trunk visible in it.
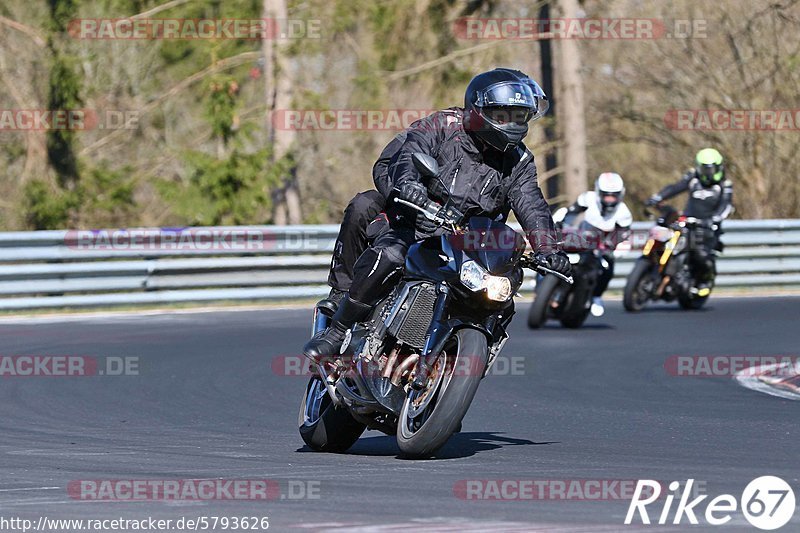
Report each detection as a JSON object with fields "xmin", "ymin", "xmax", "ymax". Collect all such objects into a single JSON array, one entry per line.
[
  {"xmin": 263, "ymin": 0, "xmax": 301, "ymax": 224},
  {"xmin": 554, "ymin": 0, "xmax": 587, "ymax": 200},
  {"xmin": 538, "ymin": 1, "xmax": 559, "ymax": 202}
]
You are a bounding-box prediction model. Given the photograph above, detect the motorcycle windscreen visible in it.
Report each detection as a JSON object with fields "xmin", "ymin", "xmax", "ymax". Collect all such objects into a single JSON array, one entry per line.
[
  {"xmin": 447, "ymin": 217, "xmax": 526, "ymax": 275},
  {"xmin": 561, "ymin": 219, "xmax": 615, "ymax": 253}
]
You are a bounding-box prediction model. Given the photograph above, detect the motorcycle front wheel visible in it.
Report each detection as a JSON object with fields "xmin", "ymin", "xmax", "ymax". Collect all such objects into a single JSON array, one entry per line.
[
  {"xmin": 527, "ymin": 275, "xmax": 560, "ymax": 328},
  {"xmin": 560, "ymin": 293, "xmax": 592, "ymax": 328},
  {"xmin": 624, "ymin": 258, "xmax": 655, "ymax": 312},
  {"xmin": 396, "ymin": 328, "xmax": 488, "ymax": 459}
]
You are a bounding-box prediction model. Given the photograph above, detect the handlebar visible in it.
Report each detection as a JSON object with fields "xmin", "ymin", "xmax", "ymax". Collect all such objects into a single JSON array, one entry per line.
[
  {"xmin": 669, "ymin": 216, "xmax": 715, "ymax": 231},
  {"xmin": 392, "ymin": 194, "xmax": 463, "ymax": 231},
  {"xmin": 646, "ymin": 203, "xmax": 714, "ymax": 230},
  {"xmin": 520, "ymin": 253, "xmax": 574, "ymax": 285},
  {"xmin": 644, "ymin": 203, "xmax": 677, "ymax": 218},
  {"xmin": 394, "ymin": 193, "xmax": 573, "ymax": 285},
  {"xmin": 393, "ymin": 197, "xmax": 448, "ymax": 224}
]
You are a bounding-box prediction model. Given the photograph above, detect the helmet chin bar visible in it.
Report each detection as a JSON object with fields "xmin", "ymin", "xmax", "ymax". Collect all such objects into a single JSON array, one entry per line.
[
  {"xmin": 467, "ymin": 108, "xmax": 528, "ymax": 153},
  {"xmin": 600, "ymin": 201, "xmax": 619, "ymax": 216},
  {"xmin": 482, "ymin": 132, "xmax": 522, "ymax": 152}
]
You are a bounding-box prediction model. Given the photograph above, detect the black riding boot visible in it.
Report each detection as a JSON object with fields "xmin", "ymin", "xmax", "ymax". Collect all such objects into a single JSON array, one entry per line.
[
  {"xmin": 303, "ymin": 295, "xmax": 372, "ymax": 363},
  {"xmin": 315, "ymin": 288, "xmax": 347, "ymax": 318}
]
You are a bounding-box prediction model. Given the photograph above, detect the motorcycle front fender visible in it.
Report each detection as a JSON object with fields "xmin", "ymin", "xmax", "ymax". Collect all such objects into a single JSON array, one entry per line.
[{"xmin": 424, "ymin": 318, "xmax": 493, "ymax": 357}]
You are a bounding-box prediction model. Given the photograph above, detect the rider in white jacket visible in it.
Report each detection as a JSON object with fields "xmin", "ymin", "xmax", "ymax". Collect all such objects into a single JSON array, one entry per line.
[{"xmin": 560, "ymin": 173, "xmax": 632, "ymax": 316}]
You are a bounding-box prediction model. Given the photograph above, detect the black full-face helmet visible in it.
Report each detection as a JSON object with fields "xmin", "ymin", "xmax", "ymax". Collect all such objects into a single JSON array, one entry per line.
[{"xmin": 464, "ymin": 68, "xmax": 549, "ymax": 152}]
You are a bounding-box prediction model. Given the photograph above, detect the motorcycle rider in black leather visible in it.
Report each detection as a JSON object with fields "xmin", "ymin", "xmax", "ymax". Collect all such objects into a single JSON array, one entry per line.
[
  {"xmin": 304, "ymin": 68, "xmax": 572, "ymax": 363},
  {"xmin": 646, "ymin": 148, "xmax": 733, "ymax": 291}
]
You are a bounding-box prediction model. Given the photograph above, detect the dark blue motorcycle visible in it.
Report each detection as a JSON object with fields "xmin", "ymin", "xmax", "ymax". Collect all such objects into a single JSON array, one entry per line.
[{"xmin": 299, "ymin": 154, "xmax": 571, "ymax": 458}]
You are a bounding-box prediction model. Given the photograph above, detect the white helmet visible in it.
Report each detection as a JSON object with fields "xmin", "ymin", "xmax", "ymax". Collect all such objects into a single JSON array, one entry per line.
[{"xmin": 595, "ymin": 172, "xmax": 625, "ymax": 216}]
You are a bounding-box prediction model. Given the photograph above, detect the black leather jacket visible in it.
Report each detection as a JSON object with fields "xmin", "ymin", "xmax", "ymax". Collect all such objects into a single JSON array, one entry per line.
[
  {"xmin": 377, "ymin": 107, "xmax": 558, "ymax": 254},
  {"xmin": 656, "ymin": 169, "xmax": 733, "ymax": 223}
]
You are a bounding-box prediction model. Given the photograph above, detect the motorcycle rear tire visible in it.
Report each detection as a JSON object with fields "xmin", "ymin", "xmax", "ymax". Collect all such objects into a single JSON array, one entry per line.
[
  {"xmin": 678, "ymin": 291, "xmax": 709, "ymax": 310},
  {"xmin": 298, "ymin": 376, "xmax": 366, "ymax": 453},
  {"xmin": 560, "ymin": 300, "xmax": 591, "ymax": 329}
]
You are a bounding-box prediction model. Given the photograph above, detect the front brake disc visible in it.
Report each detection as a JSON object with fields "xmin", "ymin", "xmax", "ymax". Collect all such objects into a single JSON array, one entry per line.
[{"xmin": 406, "ymin": 354, "xmax": 447, "ymax": 418}]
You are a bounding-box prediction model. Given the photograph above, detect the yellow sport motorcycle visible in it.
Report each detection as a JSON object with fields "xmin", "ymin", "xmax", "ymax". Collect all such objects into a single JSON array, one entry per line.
[{"xmin": 623, "ymin": 206, "xmax": 716, "ymax": 312}]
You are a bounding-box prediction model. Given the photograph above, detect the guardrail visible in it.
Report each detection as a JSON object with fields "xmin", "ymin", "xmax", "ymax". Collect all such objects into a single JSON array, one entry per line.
[{"xmin": 0, "ymin": 220, "xmax": 797, "ymax": 310}]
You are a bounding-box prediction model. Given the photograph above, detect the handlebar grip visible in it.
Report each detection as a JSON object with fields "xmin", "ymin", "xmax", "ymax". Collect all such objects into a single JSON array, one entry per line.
[
  {"xmin": 393, "ymin": 197, "xmax": 445, "ymax": 223},
  {"xmin": 521, "ymin": 254, "xmax": 574, "ymax": 285},
  {"xmin": 537, "ymin": 265, "xmax": 574, "ymax": 285}
]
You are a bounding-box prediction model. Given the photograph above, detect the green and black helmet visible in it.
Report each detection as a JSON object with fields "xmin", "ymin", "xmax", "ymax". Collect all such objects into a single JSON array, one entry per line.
[{"xmin": 695, "ymin": 148, "xmax": 724, "ymax": 186}]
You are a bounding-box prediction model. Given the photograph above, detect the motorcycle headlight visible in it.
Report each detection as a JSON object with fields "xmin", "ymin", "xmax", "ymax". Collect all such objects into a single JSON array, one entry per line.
[
  {"xmin": 460, "ymin": 260, "xmax": 487, "ymax": 291},
  {"xmin": 459, "ymin": 261, "xmax": 512, "ymax": 302},
  {"xmin": 485, "ymin": 275, "xmax": 512, "ymax": 302}
]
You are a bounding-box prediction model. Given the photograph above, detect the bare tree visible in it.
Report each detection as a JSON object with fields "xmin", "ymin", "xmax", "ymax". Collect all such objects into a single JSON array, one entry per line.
[
  {"xmin": 555, "ymin": 0, "xmax": 589, "ymax": 200},
  {"xmin": 585, "ymin": 0, "xmax": 800, "ymax": 218},
  {"xmin": 263, "ymin": 0, "xmax": 301, "ymax": 224}
]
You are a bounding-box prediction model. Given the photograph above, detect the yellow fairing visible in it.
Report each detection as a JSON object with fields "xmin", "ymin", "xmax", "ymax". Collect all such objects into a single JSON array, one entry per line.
[{"xmin": 659, "ymin": 231, "xmax": 681, "ymax": 268}]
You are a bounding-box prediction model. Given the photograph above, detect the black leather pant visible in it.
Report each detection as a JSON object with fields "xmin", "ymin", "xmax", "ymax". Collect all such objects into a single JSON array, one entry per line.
[
  {"xmin": 688, "ymin": 225, "xmax": 719, "ymax": 282},
  {"xmin": 348, "ymin": 227, "xmax": 417, "ymax": 306},
  {"xmin": 327, "ymin": 190, "xmax": 387, "ymax": 291},
  {"xmin": 594, "ymin": 253, "xmax": 615, "ymax": 297}
]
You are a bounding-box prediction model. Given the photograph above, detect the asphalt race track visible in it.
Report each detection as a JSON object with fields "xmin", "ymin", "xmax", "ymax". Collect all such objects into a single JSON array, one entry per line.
[{"xmin": 0, "ymin": 297, "xmax": 797, "ymax": 532}]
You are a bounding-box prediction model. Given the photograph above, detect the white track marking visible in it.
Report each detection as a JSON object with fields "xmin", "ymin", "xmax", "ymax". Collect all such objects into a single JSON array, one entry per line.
[{"xmin": 734, "ymin": 362, "xmax": 800, "ymax": 401}]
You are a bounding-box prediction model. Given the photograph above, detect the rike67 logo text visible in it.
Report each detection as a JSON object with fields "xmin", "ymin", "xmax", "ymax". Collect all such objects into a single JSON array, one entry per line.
[{"xmin": 625, "ymin": 477, "xmax": 795, "ymax": 530}]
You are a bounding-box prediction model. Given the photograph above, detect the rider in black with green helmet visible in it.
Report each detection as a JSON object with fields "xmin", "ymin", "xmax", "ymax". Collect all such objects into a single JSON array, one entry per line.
[{"xmin": 647, "ymin": 148, "xmax": 733, "ymax": 293}]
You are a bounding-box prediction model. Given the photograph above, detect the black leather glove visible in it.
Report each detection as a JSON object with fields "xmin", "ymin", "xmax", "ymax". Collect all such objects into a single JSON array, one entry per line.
[
  {"xmin": 645, "ymin": 194, "xmax": 662, "ymax": 207},
  {"xmin": 535, "ymin": 251, "xmax": 573, "ymax": 278},
  {"xmin": 415, "ymin": 212, "xmax": 441, "ymax": 235},
  {"xmin": 398, "ymin": 182, "xmax": 429, "ymax": 208}
]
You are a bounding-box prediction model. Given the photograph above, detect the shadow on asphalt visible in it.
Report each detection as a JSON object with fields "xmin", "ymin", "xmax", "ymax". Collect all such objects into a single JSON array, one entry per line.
[
  {"xmin": 296, "ymin": 432, "xmax": 556, "ymax": 460},
  {"xmin": 633, "ymin": 305, "xmax": 713, "ymax": 314},
  {"xmin": 435, "ymin": 432, "xmax": 557, "ymax": 459}
]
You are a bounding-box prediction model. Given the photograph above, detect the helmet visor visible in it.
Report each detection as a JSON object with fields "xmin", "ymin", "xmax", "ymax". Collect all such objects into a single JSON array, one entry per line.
[
  {"xmin": 476, "ymin": 80, "xmax": 549, "ymax": 122},
  {"xmin": 483, "ymin": 106, "xmax": 535, "ymax": 126},
  {"xmin": 697, "ymin": 163, "xmax": 722, "ymax": 182},
  {"xmin": 601, "ymin": 192, "xmax": 622, "ymax": 206}
]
